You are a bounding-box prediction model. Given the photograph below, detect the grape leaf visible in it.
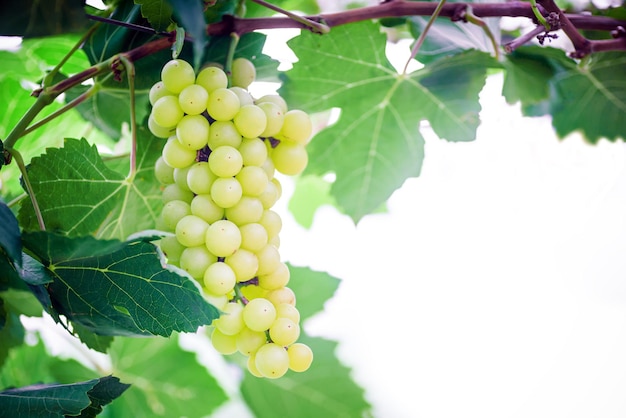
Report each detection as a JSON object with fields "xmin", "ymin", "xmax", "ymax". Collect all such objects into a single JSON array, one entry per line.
[
  {"xmin": 0, "ymin": 202, "xmax": 21, "ymax": 267},
  {"xmin": 167, "ymin": 0, "xmax": 207, "ymax": 69},
  {"xmin": 280, "ymin": 21, "xmax": 494, "ymax": 222},
  {"xmin": 286, "ymin": 264, "xmax": 340, "ymax": 321},
  {"xmin": 0, "ymin": 0, "xmax": 89, "ymax": 37},
  {"xmin": 502, "ymin": 46, "xmax": 556, "ymax": 106},
  {"xmin": 288, "ymin": 175, "xmax": 338, "ymax": 229},
  {"xmin": 19, "ymin": 132, "xmax": 162, "ymax": 240},
  {"xmin": 21, "ymin": 231, "xmax": 219, "ymax": 337},
  {"xmin": 104, "ymin": 334, "xmax": 227, "ymax": 417},
  {"xmin": 0, "ymin": 309, "xmax": 24, "ymax": 370},
  {"xmin": 135, "ymin": 0, "xmax": 174, "ymax": 31},
  {"xmin": 241, "ymin": 335, "xmax": 371, "ymax": 418}
]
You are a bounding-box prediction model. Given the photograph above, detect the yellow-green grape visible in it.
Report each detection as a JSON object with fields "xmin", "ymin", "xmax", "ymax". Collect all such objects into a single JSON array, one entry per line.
[
  {"xmin": 210, "ymin": 177, "xmax": 243, "ymax": 208},
  {"xmin": 266, "ymin": 287, "xmax": 296, "ymax": 307},
  {"xmin": 224, "ymin": 196, "xmax": 264, "ymax": 225},
  {"xmin": 236, "ymin": 166, "xmax": 269, "ymax": 197},
  {"xmin": 208, "ymin": 145, "xmax": 243, "ymax": 177},
  {"xmin": 162, "ymin": 183, "xmax": 194, "ymax": 204},
  {"xmin": 161, "ymin": 58, "xmax": 196, "ymax": 94},
  {"xmin": 190, "ymin": 194, "xmax": 224, "ymax": 224},
  {"xmin": 255, "ymin": 244, "xmax": 281, "ymax": 276},
  {"xmin": 176, "ymin": 114, "xmax": 210, "ymax": 150},
  {"xmin": 178, "ymin": 84, "xmax": 209, "ymax": 115},
  {"xmin": 278, "ymin": 109, "xmax": 312, "ymax": 144},
  {"xmin": 214, "ymin": 302, "xmax": 244, "ymax": 335},
  {"xmin": 242, "ymin": 298, "xmax": 276, "ymax": 332},
  {"xmin": 225, "ymin": 249, "xmax": 259, "ymax": 282},
  {"xmin": 148, "ymin": 114, "xmax": 175, "ymax": 138},
  {"xmin": 269, "ymin": 317, "xmax": 300, "ymax": 346},
  {"xmin": 272, "ymin": 178, "xmax": 283, "ymax": 199},
  {"xmin": 260, "ymin": 156, "xmax": 275, "ymax": 180},
  {"xmin": 259, "ymin": 210, "xmax": 282, "ymax": 240},
  {"xmin": 211, "ymin": 328, "xmax": 238, "ymax": 355},
  {"xmin": 238, "ymin": 138, "xmax": 268, "ymax": 167},
  {"xmin": 268, "ymin": 234, "xmax": 280, "ymax": 249},
  {"xmin": 275, "ymin": 302, "xmax": 300, "ymax": 323},
  {"xmin": 229, "ymin": 86, "xmax": 254, "ymax": 106},
  {"xmin": 207, "ymin": 121, "xmax": 242, "ymax": 150},
  {"xmin": 154, "ymin": 156, "xmax": 175, "ymax": 185},
  {"xmin": 236, "ymin": 327, "xmax": 267, "ymax": 356},
  {"xmin": 247, "ymin": 352, "xmax": 264, "ymax": 377},
  {"xmin": 234, "ymin": 104, "xmax": 267, "ymax": 139},
  {"xmin": 161, "ymin": 136, "xmax": 197, "ymax": 169},
  {"xmin": 230, "ymin": 57, "xmax": 256, "ymax": 89},
  {"xmin": 255, "ymin": 94, "xmax": 288, "ymax": 114},
  {"xmin": 152, "ymin": 95, "xmax": 184, "ymax": 128},
  {"xmin": 205, "ymin": 219, "xmax": 241, "ymax": 257},
  {"xmin": 239, "ymin": 222, "xmax": 269, "ymax": 253},
  {"xmin": 196, "ymin": 65, "xmax": 228, "ymax": 93},
  {"xmin": 186, "ymin": 162, "xmax": 217, "ymax": 195},
  {"xmin": 179, "ymin": 246, "xmax": 217, "ymax": 280},
  {"xmin": 258, "ymin": 179, "xmax": 280, "ymax": 209},
  {"xmin": 203, "ymin": 262, "xmax": 237, "ymax": 295},
  {"xmin": 173, "ymin": 166, "xmax": 193, "ymax": 192},
  {"xmin": 149, "ymin": 81, "xmax": 173, "ymax": 106},
  {"xmin": 207, "ymin": 88, "xmax": 240, "ymax": 121},
  {"xmin": 255, "ymin": 343, "xmax": 289, "ymax": 379},
  {"xmin": 240, "ymin": 283, "xmax": 268, "ymax": 301},
  {"xmin": 272, "ymin": 141, "xmax": 308, "ymax": 176},
  {"xmin": 258, "ymin": 262, "xmax": 290, "ymax": 290},
  {"xmin": 160, "ymin": 200, "xmax": 191, "ymax": 231},
  {"xmin": 258, "ymin": 102, "xmax": 284, "ymax": 137},
  {"xmin": 287, "ymin": 343, "xmax": 313, "ymax": 372},
  {"xmin": 159, "ymin": 235, "xmax": 185, "ymax": 263},
  {"xmin": 204, "ymin": 292, "xmax": 229, "ymax": 311},
  {"xmin": 175, "ymin": 215, "xmax": 209, "ymax": 247}
]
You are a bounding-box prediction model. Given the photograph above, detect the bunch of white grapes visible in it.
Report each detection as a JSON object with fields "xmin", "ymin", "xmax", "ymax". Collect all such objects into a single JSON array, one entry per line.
[{"xmin": 150, "ymin": 57, "xmax": 313, "ymax": 379}]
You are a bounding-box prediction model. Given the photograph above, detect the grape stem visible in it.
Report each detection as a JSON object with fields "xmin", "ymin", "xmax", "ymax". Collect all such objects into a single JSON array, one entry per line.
[
  {"xmin": 402, "ymin": 0, "xmax": 447, "ymax": 74},
  {"xmin": 118, "ymin": 55, "xmax": 138, "ymax": 177},
  {"xmin": 8, "ymin": 149, "xmax": 46, "ymax": 231}
]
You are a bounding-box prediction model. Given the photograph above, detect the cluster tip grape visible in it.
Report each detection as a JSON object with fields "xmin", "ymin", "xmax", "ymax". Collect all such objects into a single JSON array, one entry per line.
[{"xmin": 151, "ymin": 57, "xmax": 313, "ymax": 378}]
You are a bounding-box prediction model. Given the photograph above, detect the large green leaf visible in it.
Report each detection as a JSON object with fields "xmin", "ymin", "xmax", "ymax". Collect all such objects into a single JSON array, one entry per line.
[
  {"xmin": 19, "ymin": 133, "xmax": 162, "ymax": 240},
  {"xmin": 104, "ymin": 334, "xmax": 227, "ymax": 417},
  {"xmin": 135, "ymin": 0, "xmax": 174, "ymax": 31},
  {"xmin": 279, "ymin": 21, "xmax": 493, "ymax": 222},
  {"xmin": 21, "ymin": 231, "xmax": 219, "ymax": 337},
  {"xmin": 241, "ymin": 335, "xmax": 371, "ymax": 418}
]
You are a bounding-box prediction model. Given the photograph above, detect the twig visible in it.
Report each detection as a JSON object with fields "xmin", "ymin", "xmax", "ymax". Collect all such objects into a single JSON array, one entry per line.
[
  {"xmin": 538, "ymin": 0, "xmax": 591, "ymax": 57},
  {"xmin": 403, "ymin": 0, "xmax": 447, "ymax": 74},
  {"xmin": 9, "ymin": 149, "xmax": 46, "ymax": 231},
  {"xmin": 504, "ymin": 25, "xmax": 546, "ymax": 53}
]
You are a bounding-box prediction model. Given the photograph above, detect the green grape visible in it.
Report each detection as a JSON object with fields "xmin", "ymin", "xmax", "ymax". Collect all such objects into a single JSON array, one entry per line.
[
  {"xmin": 211, "ymin": 328, "xmax": 238, "ymax": 355},
  {"xmin": 266, "ymin": 287, "xmax": 296, "ymax": 307},
  {"xmin": 268, "ymin": 234, "xmax": 280, "ymax": 249},
  {"xmin": 208, "ymin": 145, "xmax": 243, "ymax": 177},
  {"xmin": 258, "ymin": 262, "xmax": 290, "ymax": 290},
  {"xmin": 148, "ymin": 114, "xmax": 175, "ymax": 138},
  {"xmin": 149, "ymin": 81, "xmax": 173, "ymax": 106},
  {"xmin": 190, "ymin": 194, "xmax": 224, "ymax": 224},
  {"xmin": 225, "ymin": 248, "xmax": 259, "ymax": 282},
  {"xmin": 272, "ymin": 178, "xmax": 283, "ymax": 199},
  {"xmin": 214, "ymin": 302, "xmax": 244, "ymax": 335},
  {"xmin": 162, "ymin": 136, "xmax": 197, "ymax": 169},
  {"xmin": 258, "ymin": 179, "xmax": 280, "ymax": 209},
  {"xmin": 196, "ymin": 65, "xmax": 228, "ymax": 93},
  {"xmin": 233, "ymin": 104, "xmax": 267, "ymax": 139},
  {"xmin": 275, "ymin": 302, "xmax": 300, "ymax": 323},
  {"xmin": 178, "ymin": 84, "xmax": 209, "ymax": 115},
  {"xmin": 255, "ymin": 343, "xmax": 289, "ymax": 379},
  {"xmin": 160, "ymin": 200, "xmax": 191, "ymax": 231},
  {"xmin": 236, "ymin": 326, "xmax": 267, "ymax": 356},
  {"xmin": 271, "ymin": 141, "xmax": 308, "ymax": 175},
  {"xmin": 176, "ymin": 114, "xmax": 210, "ymax": 150},
  {"xmin": 278, "ymin": 109, "xmax": 312, "ymax": 144},
  {"xmin": 238, "ymin": 138, "xmax": 268, "ymax": 167},
  {"xmin": 186, "ymin": 162, "xmax": 217, "ymax": 195},
  {"xmin": 230, "ymin": 57, "xmax": 256, "ymax": 89},
  {"xmin": 162, "ymin": 183, "xmax": 194, "ymax": 204},
  {"xmin": 258, "ymin": 102, "xmax": 284, "ymax": 137},
  {"xmin": 207, "ymin": 88, "xmax": 240, "ymax": 121},
  {"xmin": 287, "ymin": 343, "xmax": 313, "ymax": 372},
  {"xmin": 210, "ymin": 177, "xmax": 243, "ymax": 208},
  {"xmin": 154, "ymin": 156, "xmax": 175, "ymax": 185},
  {"xmin": 224, "ymin": 196, "xmax": 263, "ymax": 225},
  {"xmin": 203, "ymin": 261, "xmax": 237, "ymax": 295},
  {"xmin": 205, "ymin": 219, "xmax": 241, "ymax": 257},
  {"xmin": 256, "ymin": 244, "xmax": 281, "ymax": 276},
  {"xmin": 269, "ymin": 317, "xmax": 300, "ymax": 347},
  {"xmin": 161, "ymin": 58, "xmax": 196, "ymax": 94},
  {"xmin": 179, "ymin": 245, "xmax": 217, "ymax": 279},
  {"xmin": 259, "ymin": 209, "xmax": 282, "ymax": 240},
  {"xmin": 236, "ymin": 166, "xmax": 269, "ymax": 197},
  {"xmin": 242, "ymin": 298, "xmax": 276, "ymax": 332},
  {"xmin": 260, "ymin": 156, "xmax": 275, "ymax": 180},
  {"xmin": 255, "ymin": 94, "xmax": 288, "ymax": 114},
  {"xmin": 247, "ymin": 352, "xmax": 264, "ymax": 377},
  {"xmin": 207, "ymin": 120, "xmax": 242, "ymax": 150},
  {"xmin": 239, "ymin": 223, "xmax": 268, "ymax": 253},
  {"xmin": 175, "ymin": 215, "xmax": 209, "ymax": 247},
  {"xmin": 173, "ymin": 166, "xmax": 192, "ymax": 192},
  {"xmin": 203, "ymin": 292, "xmax": 229, "ymax": 311},
  {"xmin": 152, "ymin": 95, "xmax": 184, "ymax": 128},
  {"xmin": 159, "ymin": 235, "xmax": 185, "ymax": 263},
  {"xmin": 229, "ymin": 86, "xmax": 254, "ymax": 106}
]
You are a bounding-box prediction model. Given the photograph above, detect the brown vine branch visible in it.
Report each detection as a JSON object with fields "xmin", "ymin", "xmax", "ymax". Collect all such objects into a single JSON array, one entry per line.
[{"xmin": 538, "ymin": 0, "xmax": 590, "ymax": 57}]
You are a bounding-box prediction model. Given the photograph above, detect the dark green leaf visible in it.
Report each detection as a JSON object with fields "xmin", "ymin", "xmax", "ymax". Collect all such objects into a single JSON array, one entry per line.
[
  {"xmin": 0, "ymin": 0, "xmax": 89, "ymax": 37},
  {"xmin": 22, "ymin": 231, "xmax": 219, "ymax": 337},
  {"xmin": 280, "ymin": 21, "xmax": 494, "ymax": 221},
  {"xmin": 0, "ymin": 309, "xmax": 24, "ymax": 370},
  {"xmin": 71, "ymin": 322, "xmax": 115, "ymax": 353},
  {"xmin": 286, "ymin": 265, "xmax": 340, "ymax": 321},
  {"xmin": 167, "ymin": 0, "xmax": 207, "ymax": 70},
  {"xmin": 105, "ymin": 334, "xmax": 227, "ymax": 417},
  {"xmin": 79, "ymin": 376, "xmax": 131, "ymax": 418},
  {"xmin": 135, "ymin": 0, "xmax": 174, "ymax": 31},
  {"xmin": 0, "ymin": 203, "xmax": 21, "ymax": 266},
  {"xmin": 502, "ymin": 46, "xmax": 558, "ymax": 106},
  {"xmin": 241, "ymin": 335, "xmax": 371, "ymax": 418},
  {"xmin": 1, "ymin": 289, "xmax": 43, "ymax": 318},
  {"xmin": 204, "ymin": 0, "xmax": 237, "ymax": 24}
]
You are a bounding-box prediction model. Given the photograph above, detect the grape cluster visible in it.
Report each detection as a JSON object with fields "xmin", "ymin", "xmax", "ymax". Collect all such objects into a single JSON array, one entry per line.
[{"xmin": 150, "ymin": 58, "xmax": 313, "ymax": 378}]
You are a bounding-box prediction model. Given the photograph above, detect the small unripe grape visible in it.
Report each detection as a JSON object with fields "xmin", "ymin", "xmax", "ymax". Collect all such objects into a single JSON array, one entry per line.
[
  {"xmin": 229, "ymin": 86, "xmax": 254, "ymax": 106},
  {"xmin": 258, "ymin": 102, "xmax": 284, "ymax": 137},
  {"xmin": 162, "ymin": 136, "xmax": 197, "ymax": 169},
  {"xmin": 154, "ymin": 156, "xmax": 175, "ymax": 185},
  {"xmin": 255, "ymin": 94, "xmax": 288, "ymax": 114},
  {"xmin": 162, "ymin": 183, "xmax": 194, "ymax": 204},
  {"xmin": 161, "ymin": 59, "xmax": 196, "ymax": 94},
  {"xmin": 208, "ymin": 145, "xmax": 243, "ymax": 178},
  {"xmin": 269, "ymin": 317, "xmax": 300, "ymax": 347},
  {"xmin": 196, "ymin": 65, "xmax": 228, "ymax": 93},
  {"xmin": 179, "ymin": 245, "xmax": 217, "ymax": 279},
  {"xmin": 149, "ymin": 81, "xmax": 173, "ymax": 105},
  {"xmin": 238, "ymin": 138, "xmax": 268, "ymax": 167},
  {"xmin": 148, "ymin": 114, "xmax": 175, "ymax": 138},
  {"xmin": 173, "ymin": 166, "xmax": 193, "ymax": 192},
  {"xmin": 211, "ymin": 328, "xmax": 238, "ymax": 355},
  {"xmin": 207, "ymin": 88, "xmax": 240, "ymax": 121},
  {"xmin": 204, "ymin": 292, "xmax": 229, "ymax": 311},
  {"xmin": 203, "ymin": 262, "xmax": 237, "ymax": 295},
  {"xmin": 207, "ymin": 121, "xmax": 242, "ymax": 150},
  {"xmin": 186, "ymin": 162, "xmax": 217, "ymax": 195},
  {"xmin": 230, "ymin": 57, "xmax": 256, "ymax": 89},
  {"xmin": 205, "ymin": 219, "xmax": 241, "ymax": 257},
  {"xmin": 234, "ymin": 104, "xmax": 267, "ymax": 139},
  {"xmin": 242, "ymin": 298, "xmax": 276, "ymax": 332},
  {"xmin": 176, "ymin": 114, "xmax": 210, "ymax": 150},
  {"xmin": 275, "ymin": 302, "xmax": 300, "ymax": 323},
  {"xmin": 175, "ymin": 215, "xmax": 209, "ymax": 247},
  {"xmin": 266, "ymin": 287, "xmax": 296, "ymax": 307},
  {"xmin": 152, "ymin": 95, "xmax": 184, "ymax": 128},
  {"xmin": 258, "ymin": 180, "xmax": 280, "ymax": 209},
  {"xmin": 190, "ymin": 194, "xmax": 224, "ymax": 224},
  {"xmin": 225, "ymin": 248, "xmax": 258, "ymax": 282},
  {"xmin": 255, "ymin": 343, "xmax": 289, "ymax": 379},
  {"xmin": 159, "ymin": 235, "xmax": 185, "ymax": 263},
  {"xmin": 259, "ymin": 209, "xmax": 282, "ymax": 239},
  {"xmin": 258, "ymin": 262, "xmax": 290, "ymax": 290},
  {"xmin": 256, "ymin": 244, "xmax": 281, "ymax": 276},
  {"xmin": 214, "ymin": 302, "xmax": 244, "ymax": 335},
  {"xmin": 224, "ymin": 196, "xmax": 264, "ymax": 225},
  {"xmin": 160, "ymin": 200, "xmax": 191, "ymax": 231},
  {"xmin": 272, "ymin": 141, "xmax": 308, "ymax": 176},
  {"xmin": 236, "ymin": 327, "xmax": 267, "ymax": 356},
  {"xmin": 287, "ymin": 343, "xmax": 313, "ymax": 372},
  {"xmin": 247, "ymin": 352, "xmax": 264, "ymax": 377},
  {"xmin": 178, "ymin": 84, "xmax": 209, "ymax": 115},
  {"xmin": 239, "ymin": 223, "xmax": 268, "ymax": 253},
  {"xmin": 236, "ymin": 165, "xmax": 269, "ymax": 197},
  {"xmin": 279, "ymin": 109, "xmax": 312, "ymax": 144},
  {"xmin": 210, "ymin": 177, "xmax": 243, "ymax": 208}
]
